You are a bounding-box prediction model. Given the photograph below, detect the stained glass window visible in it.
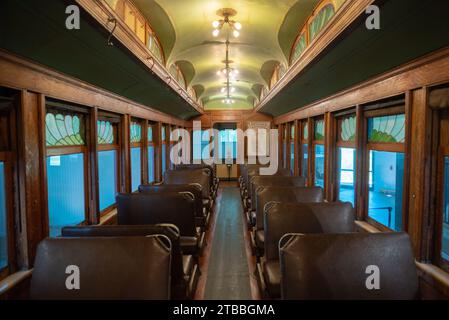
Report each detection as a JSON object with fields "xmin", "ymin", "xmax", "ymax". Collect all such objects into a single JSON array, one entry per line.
[
  {"xmin": 309, "ymin": 4, "xmax": 335, "ymax": 42},
  {"xmin": 314, "ymin": 119, "xmax": 325, "ymax": 141},
  {"xmin": 368, "ymin": 114, "xmax": 405, "ymax": 143},
  {"xmin": 130, "ymin": 122, "xmax": 142, "ymax": 143},
  {"xmin": 147, "ymin": 33, "xmax": 164, "ymax": 64},
  {"xmin": 340, "ymin": 116, "xmax": 356, "ymax": 142},
  {"xmin": 291, "ymin": 125, "xmax": 295, "ymax": 139},
  {"xmin": 161, "ymin": 126, "xmax": 166, "ymax": 141},
  {"xmin": 46, "ymin": 112, "xmax": 85, "ymax": 146},
  {"xmin": 97, "ymin": 120, "xmax": 114, "ymax": 144},
  {"xmin": 291, "ymin": 33, "xmax": 307, "ymax": 63},
  {"xmin": 148, "ymin": 126, "xmax": 153, "ymax": 142},
  {"xmin": 303, "ymin": 122, "xmax": 309, "ymax": 140}
]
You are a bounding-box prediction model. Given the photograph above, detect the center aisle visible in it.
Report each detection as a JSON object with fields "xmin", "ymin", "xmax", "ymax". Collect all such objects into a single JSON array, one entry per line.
[{"xmin": 203, "ymin": 184, "xmax": 252, "ymax": 300}]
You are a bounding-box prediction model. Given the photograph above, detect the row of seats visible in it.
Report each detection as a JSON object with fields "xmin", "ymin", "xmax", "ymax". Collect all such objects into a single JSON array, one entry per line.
[
  {"xmin": 238, "ymin": 163, "xmax": 419, "ymax": 300},
  {"xmin": 30, "ymin": 164, "xmax": 219, "ymax": 300}
]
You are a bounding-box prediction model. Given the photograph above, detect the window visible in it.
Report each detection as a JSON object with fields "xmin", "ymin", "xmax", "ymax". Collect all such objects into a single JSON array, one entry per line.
[
  {"xmin": 313, "ymin": 118, "xmax": 325, "ymax": 188},
  {"xmin": 46, "ymin": 111, "xmax": 87, "ymax": 236},
  {"xmin": 193, "ymin": 129, "xmax": 210, "ymax": 161},
  {"xmin": 308, "ymin": 3, "xmax": 335, "ymax": 42},
  {"xmin": 130, "ymin": 121, "xmax": 142, "ymax": 192},
  {"xmin": 366, "ymin": 113, "xmax": 405, "ymax": 231},
  {"xmin": 290, "ymin": 124, "xmax": 295, "ymax": 173},
  {"xmin": 169, "ymin": 126, "xmax": 176, "ymax": 170},
  {"xmin": 300, "ymin": 121, "xmax": 309, "ymax": 181},
  {"xmin": 0, "ymin": 161, "xmax": 7, "ymax": 270},
  {"xmin": 283, "ymin": 125, "xmax": 288, "ymax": 169},
  {"xmin": 161, "ymin": 125, "xmax": 167, "ymax": 176},
  {"xmin": 218, "ymin": 129, "xmax": 237, "ymax": 160},
  {"xmin": 336, "ymin": 115, "xmax": 356, "ymax": 206},
  {"xmin": 97, "ymin": 119, "xmax": 119, "ymax": 212},
  {"xmin": 148, "ymin": 124, "xmax": 155, "ymax": 183}
]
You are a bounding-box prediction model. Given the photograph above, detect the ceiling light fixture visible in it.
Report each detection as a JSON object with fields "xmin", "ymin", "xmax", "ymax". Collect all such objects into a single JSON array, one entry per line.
[{"xmin": 212, "ymin": 8, "xmax": 242, "ymax": 38}]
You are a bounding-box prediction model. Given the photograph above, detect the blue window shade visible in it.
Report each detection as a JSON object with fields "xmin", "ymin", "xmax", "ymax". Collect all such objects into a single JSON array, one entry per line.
[
  {"xmin": 442, "ymin": 157, "xmax": 449, "ymax": 262},
  {"xmin": 46, "ymin": 154, "xmax": 85, "ymax": 237},
  {"xmin": 148, "ymin": 146, "xmax": 155, "ymax": 183},
  {"xmin": 368, "ymin": 150, "xmax": 404, "ymax": 231},
  {"xmin": 162, "ymin": 144, "xmax": 166, "ymax": 176},
  {"xmin": 131, "ymin": 147, "xmax": 141, "ymax": 192},
  {"xmin": 302, "ymin": 144, "xmax": 308, "ymax": 179},
  {"xmin": 98, "ymin": 150, "xmax": 117, "ymax": 211},
  {"xmin": 338, "ymin": 147, "xmax": 356, "ymax": 206},
  {"xmin": 290, "ymin": 142, "xmax": 295, "ymax": 172},
  {"xmin": 0, "ymin": 162, "xmax": 7, "ymax": 269},
  {"xmin": 314, "ymin": 145, "xmax": 325, "ymax": 188}
]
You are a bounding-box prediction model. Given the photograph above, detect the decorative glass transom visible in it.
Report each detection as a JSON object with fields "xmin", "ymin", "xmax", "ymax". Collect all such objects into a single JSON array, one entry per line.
[
  {"xmin": 130, "ymin": 122, "xmax": 142, "ymax": 143},
  {"xmin": 148, "ymin": 126, "xmax": 153, "ymax": 142},
  {"xmin": 46, "ymin": 112, "xmax": 85, "ymax": 147},
  {"xmin": 291, "ymin": 33, "xmax": 307, "ymax": 64},
  {"xmin": 340, "ymin": 116, "xmax": 356, "ymax": 142},
  {"xmin": 303, "ymin": 122, "xmax": 309, "ymax": 140},
  {"xmin": 368, "ymin": 114, "xmax": 405, "ymax": 143},
  {"xmin": 309, "ymin": 4, "xmax": 335, "ymax": 42},
  {"xmin": 97, "ymin": 120, "xmax": 114, "ymax": 145},
  {"xmin": 314, "ymin": 119, "xmax": 325, "ymax": 141}
]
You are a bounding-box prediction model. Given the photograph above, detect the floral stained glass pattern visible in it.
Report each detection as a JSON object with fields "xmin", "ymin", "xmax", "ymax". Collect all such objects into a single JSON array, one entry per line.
[
  {"xmin": 303, "ymin": 122, "xmax": 309, "ymax": 140},
  {"xmin": 97, "ymin": 121, "xmax": 114, "ymax": 145},
  {"xmin": 368, "ymin": 114, "xmax": 405, "ymax": 143},
  {"xmin": 314, "ymin": 119, "xmax": 325, "ymax": 141},
  {"xmin": 340, "ymin": 116, "xmax": 356, "ymax": 142},
  {"xmin": 130, "ymin": 122, "xmax": 142, "ymax": 143},
  {"xmin": 148, "ymin": 126, "xmax": 153, "ymax": 142},
  {"xmin": 309, "ymin": 4, "xmax": 335, "ymax": 42},
  {"xmin": 46, "ymin": 113, "xmax": 85, "ymax": 147},
  {"xmin": 291, "ymin": 33, "xmax": 307, "ymax": 64}
]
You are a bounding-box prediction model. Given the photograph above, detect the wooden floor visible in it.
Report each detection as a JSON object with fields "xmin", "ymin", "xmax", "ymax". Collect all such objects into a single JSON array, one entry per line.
[{"xmin": 195, "ymin": 182, "xmax": 260, "ymax": 300}]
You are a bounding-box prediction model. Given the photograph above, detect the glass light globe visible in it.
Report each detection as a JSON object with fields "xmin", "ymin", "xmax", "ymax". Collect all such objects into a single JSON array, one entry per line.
[
  {"xmin": 213, "ymin": 29, "xmax": 220, "ymax": 37},
  {"xmin": 233, "ymin": 30, "xmax": 240, "ymax": 38},
  {"xmin": 234, "ymin": 22, "xmax": 242, "ymax": 30},
  {"xmin": 212, "ymin": 20, "xmax": 220, "ymax": 28}
]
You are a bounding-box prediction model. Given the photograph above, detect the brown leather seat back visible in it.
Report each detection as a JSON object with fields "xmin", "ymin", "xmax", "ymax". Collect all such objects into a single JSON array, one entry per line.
[
  {"xmin": 264, "ymin": 202, "xmax": 354, "ymax": 260},
  {"xmin": 117, "ymin": 192, "xmax": 196, "ymax": 237},
  {"xmin": 30, "ymin": 236, "xmax": 171, "ymax": 300},
  {"xmin": 61, "ymin": 224, "xmax": 184, "ymax": 285},
  {"xmin": 175, "ymin": 164, "xmax": 216, "ymax": 184},
  {"xmin": 279, "ymin": 233, "xmax": 419, "ymax": 300},
  {"xmin": 164, "ymin": 169, "xmax": 210, "ymax": 198},
  {"xmin": 256, "ymin": 187, "xmax": 323, "ymax": 229},
  {"xmin": 246, "ymin": 167, "xmax": 293, "ymax": 203},
  {"xmin": 250, "ymin": 176, "xmax": 307, "ymax": 211},
  {"xmin": 139, "ymin": 184, "xmax": 203, "ymax": 218}
]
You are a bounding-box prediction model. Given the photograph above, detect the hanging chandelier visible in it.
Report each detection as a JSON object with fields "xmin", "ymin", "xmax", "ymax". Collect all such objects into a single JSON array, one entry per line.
[{"xmin": 212, "ymin": 8, "xmax": 242, "ymax": 38}]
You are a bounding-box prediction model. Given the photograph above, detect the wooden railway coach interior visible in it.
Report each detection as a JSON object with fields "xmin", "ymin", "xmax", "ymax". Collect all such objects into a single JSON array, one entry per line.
[{"xmin": 1, "ymin": 0, "xmax": 449, "ymax": 303}]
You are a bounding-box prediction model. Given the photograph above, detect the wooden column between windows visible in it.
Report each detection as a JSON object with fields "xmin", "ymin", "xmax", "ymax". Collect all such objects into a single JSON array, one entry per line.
[
  {"xmin": 88, "ymin": 107, "xmax": 99, "ymax": 224},
  {"xmin": 18, "ymin": 91, "xmax": 46, "ymax": 266},
  {"xmin": 142, "ymin": 121, "xmax": 149, "ymax": 184},
  {"xmin": 408, "ymin": 87, "xmax": 431, "ymax": 260},
  {"xmin": 355, "ymin": 105, "xmax": 365, "ymax": 221},
  {"xmin": 121, "ymin": 114, "xmax": 131, "ymax": 193},
  {"xmin": 324, "ymin": 112, "xmax": 335, "ymax": 201},
  {"xmin": 155, "ymin": 122, "xmax": 162, "ymax": 182},
  {"xmin": 307, "ymin": 118, "xmax": 313, "ymax": 187}
]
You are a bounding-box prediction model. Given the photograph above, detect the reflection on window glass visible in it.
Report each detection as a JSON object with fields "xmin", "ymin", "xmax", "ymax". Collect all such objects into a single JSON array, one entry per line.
[
  {"xmin": 162, "ymin": 144, "xmax": 166, "ymax": 176},
  {"xmin": 47, "ymin": 154, "xmax": 85, "ymax": 237},
  {"xmin": 314, "ymin": 145, "xmax": 325, "ymax": 188},
  {"xmin": 131, "ymin": 147, "xmax": 141, "ymax": 192},
  {"xmin": 148, "ymin": 146, "xmax": 155, "ymax": 183},
  {"xmin": 442, "ymin": 157, "xmax": 449, "ymax": 262},
  {"xmin": 0, "ymin": 162, "xmax": 7, "ymax": 269},
  {"xmin": 98, "ymin": 150, "xmax": 117, "ymax": 211},
  {"xmin": 368, "ymin": 150, "xmax": 404, "ymax": 231},
  {"xmin": 302, "ymin": 144, "xmax": 308, "ymax": 179},
  {"xmin": 290, "ymin": 142, "xmax": 295, "ymax": 172},
  {"xmin": 338, "ymin": 148, "xmax": 355, "ymax": 206}
]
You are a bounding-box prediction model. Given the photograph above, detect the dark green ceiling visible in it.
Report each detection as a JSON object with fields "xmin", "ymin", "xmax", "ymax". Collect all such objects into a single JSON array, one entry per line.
[
  {"xmin": 261, "ymin": 0, "xmax": 449, "ymax": 116},
  {"xmin": 0, "ymin": 0, "xmax": 200, "ymax": 119}
]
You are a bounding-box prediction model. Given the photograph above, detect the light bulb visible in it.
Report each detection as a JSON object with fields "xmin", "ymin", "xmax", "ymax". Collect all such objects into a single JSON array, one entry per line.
[
  {"xmin": 234, "ymin": 22, "xmax": 242, "ymax": 30},
  {"xmin": 231, "ymin": 87, "xmax": 236, "ymax": 93},
  {"xmin": 212, "ymin": 20, "xmax": 220, "ymax": 28},
  {"xmin": 234, "ymin": 69, "xmax": 239, "ymax": 74},
  {"xmin": 213, "ymin": 29, "xmax": 220, "ymax": 37},
  {"xmin": 233, "ymin": 30, "xmax": 240, "ymax": 38},
  {"xmin": 221, "ymin": 88, "xmax": 226, "ymax": 93},
  {"xmin": 217, "ymin": 70, "xmax": 222, "ymax": 76}
]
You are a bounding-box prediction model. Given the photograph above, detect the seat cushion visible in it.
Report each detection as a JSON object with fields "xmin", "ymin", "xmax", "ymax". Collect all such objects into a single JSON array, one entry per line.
[
  {"xmin": 182, "ymin": 255, "xmax": 195, "ymax": 277},
  {"xmin": 180, "ymin": 236, "xmax": 198, "ymax": 255},
  {"xmin": 263, "ymin": 260, "xmax": 280, "ymax": 298},
  {"xmin": 255, "ymin": 229, "xmax": 264, "ymax": 251}
]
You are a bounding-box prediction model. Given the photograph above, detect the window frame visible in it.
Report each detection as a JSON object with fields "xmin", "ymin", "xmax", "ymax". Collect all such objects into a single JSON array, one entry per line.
[
  {"xmin": 147, "ymin": 122, "xmax": 156, "ymax": 184},
  {"xmin": 45, "ymin": 107, "xmax": 90, "ymax": 235},
  {"xmin": 312, "ymin": 116, "xmax": 325, "ymax": 188},
  {"xmin": 436, "ymin": 146, "xmax": 449, "ymax": 272},
  {"xmin": 363, "ymin": 105, "xmax": 407, "ymax": 232},
  {"xmin": 298, "ymin": 119, "xmax": 310, "ymax": 183},
  {"xmin": 97, "ymin": 113, "xmax": 121, "ymax": 216},
  {"xmin": 130, "ymin": 119, "xmax": 144, "ymax": 192}
]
